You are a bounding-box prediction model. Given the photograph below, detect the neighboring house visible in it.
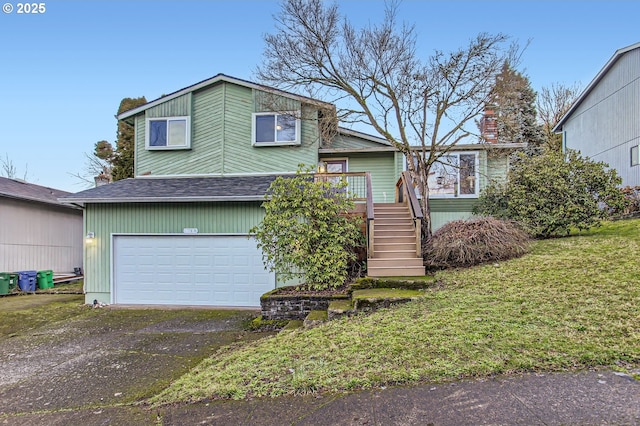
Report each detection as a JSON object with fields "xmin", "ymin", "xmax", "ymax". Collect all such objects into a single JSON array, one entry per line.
[
  {"xmin": 61, "ymin": 74, "xmax": 519, "ymax": 308},
  {"xmin": 0, "ymin": 177, "xmax": 83, "ymax": 273},
  {"xmin": 554, "ymin": 42, "xmax": 640, "ymax": 187}
]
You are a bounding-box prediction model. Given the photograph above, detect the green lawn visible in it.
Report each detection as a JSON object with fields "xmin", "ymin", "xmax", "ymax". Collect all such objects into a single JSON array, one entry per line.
[{"xmin": 151, "ymin": 219, "xmax": 640, "ymax": 404}]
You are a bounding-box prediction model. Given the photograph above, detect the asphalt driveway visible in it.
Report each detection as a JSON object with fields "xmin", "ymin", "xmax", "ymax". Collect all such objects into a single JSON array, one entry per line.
[{"xmin": 0, "ymin": 293, "xmax": 272, "ymax": 424}]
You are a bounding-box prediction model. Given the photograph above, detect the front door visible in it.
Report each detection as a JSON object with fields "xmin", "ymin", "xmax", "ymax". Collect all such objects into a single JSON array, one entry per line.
[{"xmin": 324, "ymin": 159, "xmax": 347, "ymax": 173}]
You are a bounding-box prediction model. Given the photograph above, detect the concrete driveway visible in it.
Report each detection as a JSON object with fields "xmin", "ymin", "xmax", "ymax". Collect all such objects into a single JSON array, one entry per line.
[{"xmin": 0, "ymin": 294, "xmax": 272, "ymax": 425}]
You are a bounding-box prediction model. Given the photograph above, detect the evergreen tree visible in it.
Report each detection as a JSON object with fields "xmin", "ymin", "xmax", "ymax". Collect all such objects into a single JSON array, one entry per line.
[
  {"xmin": 489, "ymin": 62, "xmax": 544, "ymax": 150},
  {"xmin": 110, "ymin": 97, "xmax": 147, "ymax": 181}
]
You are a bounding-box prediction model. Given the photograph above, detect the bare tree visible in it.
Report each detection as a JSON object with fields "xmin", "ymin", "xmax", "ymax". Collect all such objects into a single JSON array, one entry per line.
[
  {"xmin": 258, "ymin": 0, "xmax": 511, "ymax": 238},
  {"xmin": 537, "ymin": 82, "xmax": 581, "ymax": 151},
  {"xmin": 1, "ymin": 153, "xmax": 29, "ymax": 180},
  {"xmin": 70, "ymin": 149, "xmax": 112, "ymax": 188}
]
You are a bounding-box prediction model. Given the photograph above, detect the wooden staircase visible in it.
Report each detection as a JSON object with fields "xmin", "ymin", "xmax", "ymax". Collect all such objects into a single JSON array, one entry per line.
[{"xmin": 367, "ymin": 203, "xmax": 425, "ymax": 277}]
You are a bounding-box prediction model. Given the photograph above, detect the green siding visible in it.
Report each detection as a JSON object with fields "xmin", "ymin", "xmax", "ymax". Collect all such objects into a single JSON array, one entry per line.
[
  {"xmin": 146, "ymin": 93, "xmax": 192, "ymax": 118},
  {"xmin": 84, "ymin": 202, "xmax": 264, "ymax": 303},
  {"xmin": 431, "ymin": 211, "xmax": 474, "ymax": 231},
  {"xmin": 486, "ymin": 153, "xmax": 509, "ymax": 185},
  {"xmin": 222, "ymin": 89, "xmax": 319, "ymax": 174},
  {"xmin": 429, "ymin": 198, "xmax": 477, "ymax": 212},
  {"xmin": 320, "ymin": 152, "xmax": 397, "ymax": 203},
  {"xmin": 254, "ymin": 90, "xmax": 300, "ymax": 113},
  {"xmin": 133, "ymin": 82, "xmax": 320, "ymax": 177}
]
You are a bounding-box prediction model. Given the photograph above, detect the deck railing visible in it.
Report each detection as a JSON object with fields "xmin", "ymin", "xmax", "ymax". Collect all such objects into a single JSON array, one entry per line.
[
  {"xmin": 314, "ymin": 172, "xmax": 374, "ymax": 256},
  {"xmin": 313, "ymin": 172, "xmax": 368, "ymax": 201}
]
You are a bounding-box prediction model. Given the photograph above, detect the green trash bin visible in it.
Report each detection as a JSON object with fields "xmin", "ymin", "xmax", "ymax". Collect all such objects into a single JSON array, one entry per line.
[
  {"xmin": 36, "ymin": 271, "xmax": 50, "ymax": 290},
  {"xmin": 8, "ymin": 273, "xmax": 18, "ymax": 290},
  {"xmin": 0, "ymin": 273, "xmax": 9, "ymax": 295},
  {"xmin": 45, "ymin": 270, "xmax": 54, "ymax": 288}
]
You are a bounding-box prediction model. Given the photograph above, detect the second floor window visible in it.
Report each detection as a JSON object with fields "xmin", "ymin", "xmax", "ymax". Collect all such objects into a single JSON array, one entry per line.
[
  {"xmin": 252, "ymin": 112, "xmax": 300, "ymax": 146},
  {"xmin": 146, "ymin": 117, "xmax": 191, "ymax": 150}
]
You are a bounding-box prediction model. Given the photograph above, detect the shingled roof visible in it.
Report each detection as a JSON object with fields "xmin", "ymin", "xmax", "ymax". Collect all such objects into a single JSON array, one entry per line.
[
  {"xmin": 0, "ymin": 176, "xmax": 78, "ymax": 208},
  {"xmin": 60, "ymin": 175, "xmax": 282, "ymax": 205}
]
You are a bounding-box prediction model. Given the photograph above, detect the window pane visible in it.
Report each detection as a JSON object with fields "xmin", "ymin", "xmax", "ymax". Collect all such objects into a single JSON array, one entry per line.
[
  {"xmin": 429, "ymin": 155, "xmax": 458, "ymax": 196},
  {"xmin": 168, "ymin": 119, "xmax": 186, "ymax": 146},
  {"xmin": 149, "ymin": 120, "xmax": 167, "ymax": 146},
  {"xmin": 276, "ymin": 114, "xmax": 296, "ymax": 142},
  {"xmin": 632, "ymin": 146, "xmax": 639, "ymax": 166},
  {"xmin": 459, "ymin": 154, "xmax": 476, "ymax": 195},
  {"xmin": 255, "ymin": 115, "xmax": 275, "ymax": 143}
]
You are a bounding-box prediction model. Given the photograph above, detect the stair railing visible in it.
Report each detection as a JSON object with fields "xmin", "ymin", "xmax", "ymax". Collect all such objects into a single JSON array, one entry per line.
[
  {"xmin": 396, "ymin": 172, "xmax": 423, "ymax": 257},
  {"xmin": 366, "ymin": 172, "xmax": 374, "ymax": 257}
]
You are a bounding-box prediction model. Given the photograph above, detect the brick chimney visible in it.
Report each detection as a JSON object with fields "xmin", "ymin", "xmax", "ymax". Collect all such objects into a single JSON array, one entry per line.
[{"xmin": 480, "ymin": 106, "xmax": 498, "ymax": 144}]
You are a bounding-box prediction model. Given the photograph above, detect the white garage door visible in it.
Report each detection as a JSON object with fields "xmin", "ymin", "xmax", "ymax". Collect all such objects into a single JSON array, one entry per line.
[{"xmin": 113, "ymin": 235, "xmax": 274, "ymax": 307}]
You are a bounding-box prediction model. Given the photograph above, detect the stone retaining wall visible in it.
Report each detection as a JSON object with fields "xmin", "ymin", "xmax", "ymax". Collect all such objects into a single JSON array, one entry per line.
[{"xmin": 261, "ymin": 291, "xmax": 349, "ymax": 320}]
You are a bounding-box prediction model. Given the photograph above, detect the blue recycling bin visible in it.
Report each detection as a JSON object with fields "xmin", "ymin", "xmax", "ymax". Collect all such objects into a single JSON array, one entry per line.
[{"xmin": 17, "ymin": 270, "xmax": 37, "ymax": 292}]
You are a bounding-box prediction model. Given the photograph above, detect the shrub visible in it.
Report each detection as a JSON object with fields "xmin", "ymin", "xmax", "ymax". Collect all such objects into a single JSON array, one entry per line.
[
  {"xmin": 423, "ymin": 217, "xmax": 530, "ymax": 269},
  {"xmin": 474, "ymin": 149, "xmax": 628, "ymax": 238},
  {"xmin": 611, "ymin": 186, "xmax": 640, "ymax": 218},
  {"xmin": 250, "ymin": 166, "xmax": 364, "ymax": 290}
]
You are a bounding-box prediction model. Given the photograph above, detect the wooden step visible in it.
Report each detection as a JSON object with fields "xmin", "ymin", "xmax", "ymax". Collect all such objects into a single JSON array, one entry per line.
[
  {"xmin": 373, "ymin": 210, "xmax": 409, "ymax": 217},
  {"xmin": 375, "ymin": 241, "xmax": 417, "ymax": 251},
  {"xmin": 374, "ymin": 203, "xmax": 404, "ymax": 207},
  {"xmin": 367, "ymin": 266, "xmax": 426, "ymax": 277},
  {"xmin": 375, "ymin": 229, "xmax": 416, "ymax": 238},
  {"xmin": 373, "ymin": 249, "xmax": 418, "ymax": 259},
  {"xmin": 374, "ymin": 235, "xmax": 416, "ymax": 242},
  {"xmin": 368, "ymin": 258, "xmax": 424, "ymax": 268},
  {"xmin": 373, "ymin": 221, "xmax": 415, "ymax": 232}
]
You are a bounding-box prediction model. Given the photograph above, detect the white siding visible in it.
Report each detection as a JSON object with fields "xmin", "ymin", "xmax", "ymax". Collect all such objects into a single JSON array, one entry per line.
[{"xmin": 0, "ymin": 198, "xmax": 83, "ymax": 272}]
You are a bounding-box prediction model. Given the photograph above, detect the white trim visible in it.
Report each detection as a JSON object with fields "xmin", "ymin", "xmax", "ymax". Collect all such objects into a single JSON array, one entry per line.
[
  {"xmin": 319, "ymin": 147, "xmax": 399, "ymax": 154},
  {"xmin": 631, "ymin": 145, "xmax": 639, "ymax": 167},
  {"xmin": 62, "ymin": 195, "xmax": 266, "ymax": 205},
  {"xmin": 133, "ymin": 171, "xmax": 297, "ymax": 179},
  {"xmin": 251, "ymin": 111, "xmax": 301, "ymax": 146},
  {"xmin": 145, "ymin": 116, "xmax": 191, "ymax": 150}
]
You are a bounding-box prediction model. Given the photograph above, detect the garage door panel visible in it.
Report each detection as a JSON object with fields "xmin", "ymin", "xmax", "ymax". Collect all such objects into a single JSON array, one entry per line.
[{"xmin": 114, "ymin": 235, "xmax": 274, "ymax": 307}]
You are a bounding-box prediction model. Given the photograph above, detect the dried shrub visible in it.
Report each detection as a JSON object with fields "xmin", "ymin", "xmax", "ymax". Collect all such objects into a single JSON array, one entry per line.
[{"xmin": 424, "ymin": 217, "xmax": 530, "ymax": 269}]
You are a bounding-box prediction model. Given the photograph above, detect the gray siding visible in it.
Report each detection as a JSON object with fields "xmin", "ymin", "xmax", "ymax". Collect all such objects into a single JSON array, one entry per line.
[
  {"xmin": 563, "ymin": 48, "xmax": 640, "ymax": 186},
  {"xmin": 0, "ymin": 198, "xmax": 83, "ymax": 272},
  {"xmin": 329, "ymin": 132, "xmax": 390, "ymax": 150}
]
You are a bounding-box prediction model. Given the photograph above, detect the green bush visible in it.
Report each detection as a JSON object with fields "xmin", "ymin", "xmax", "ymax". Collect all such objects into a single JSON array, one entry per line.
[
  {"xmin": 423, "ymin": 217, "xmax": 530, "ymax": 269},
  {"xmin": 474, "ymin": 149, "xmax": 628, "ymax": 238},
  {"xmin": 250, "ymin": 166, "xmax": 364, "ymax": 290},
  {"xmin": 611, "ymin": 186, "xmax": 640, "ymax": 218}
]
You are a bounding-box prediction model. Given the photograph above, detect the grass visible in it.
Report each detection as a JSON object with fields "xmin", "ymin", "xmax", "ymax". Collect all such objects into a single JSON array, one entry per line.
[
  {"xmin": 0, "ymin": 294, "xmax": 88, "ymax": 337},
  {"xmin": 150, "ymin": 219, "xmax": 640, "ymax": 404}
]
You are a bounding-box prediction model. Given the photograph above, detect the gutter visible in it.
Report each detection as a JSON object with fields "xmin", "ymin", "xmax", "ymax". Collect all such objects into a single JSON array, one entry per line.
[{"xmin": 59, "ymin": 195, "xmax": 266, "ymax": 206}]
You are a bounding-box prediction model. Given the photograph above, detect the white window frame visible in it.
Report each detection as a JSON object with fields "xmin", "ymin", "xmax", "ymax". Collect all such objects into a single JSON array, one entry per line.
[
  {"xmin": 631, "ymin": 145, "xmax": 639, "ymax": 167},
  {"xmin": 406, "ymin": 151, "xmax": 480, "ymax": 199},
  {"xmin": 251, "ymin": 111, "xmax": 301, "ymax": 146},
  {"xmin": 145, "ymin": 116, "xmax": 191, "ymax": 150}
]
